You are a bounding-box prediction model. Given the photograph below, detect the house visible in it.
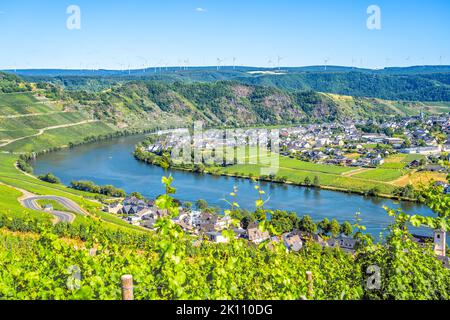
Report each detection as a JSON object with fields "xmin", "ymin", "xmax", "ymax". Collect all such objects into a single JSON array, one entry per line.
[
  {"xmin": 370, "ymin": 157, "xmax": 385, "ymax": 166},
  {"xmin": 126, "ymin": 216, "xmax": 141, "ymax": 225},
  {"xmin": 422, "ymin": 164, "xmax": 448, "ymax": 173},
  {"xmin": 206, "ymin": 231, "xmax": 229, "ymax": 243},
  {"xmin": 327, "ymin": 235, "xmax": 358, "ymax": 252},
  {"xmin": 282, "ymin": 233, "xmax": 303, "ymax": 252},
  {"xmin": 412, "ymin": 229, "xmax": 446, "ymax": 257},
  {"xmin": 247, "ymin": 222, "xmax": 270, "ymax": 244},
  {"xmin": 43, "ymin": 204, "xmax": 53, "ymax": 212},
  {"xmin": 400, "ymin": 146, "xmax": 441, "ymax": 155},
  {"xmin": 105, "ymin": 203, "xmax": 123, "ymax": 214},
  {"xmin": 120, "ymin": 196, "xmax": 153, "ymax": 215},
  {"xmin": 383, "ymin": 137, "xmax": 404, "ymax": 148},
  {"xmin": 141, "ymin": 218, "xmax": 156, "ymax": 229},
  {"xmin": 294, "ymin": 230, "xmax": 326, "ymax": 246},
  {"xmin": 408, "ymin": 159, "xmax": 421, "ymax": 168}
]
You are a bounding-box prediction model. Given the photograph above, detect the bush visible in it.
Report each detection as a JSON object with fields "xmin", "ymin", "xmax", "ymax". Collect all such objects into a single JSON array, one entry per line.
[{"xmin": 38, "ymin": 173, "xmax": 61, "ymax": 184}]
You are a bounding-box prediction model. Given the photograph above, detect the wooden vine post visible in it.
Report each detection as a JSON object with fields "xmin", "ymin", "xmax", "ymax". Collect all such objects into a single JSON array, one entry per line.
[
  {"xmin": 121, "ymin": 274, "xmax": 134, "ymax": 300},
  {"xmin": 306, "ymin": 271, "xmax": 313, "ymax": 298}
]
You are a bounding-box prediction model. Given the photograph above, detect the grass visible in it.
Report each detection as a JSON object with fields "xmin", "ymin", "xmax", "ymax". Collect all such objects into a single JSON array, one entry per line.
[
  {"xmin": 0, "ymin": 93, "xmax": 59, "ymax": 115},
  {"xmin": 0, "ymin": 111, "xmax": 88, "ymax": 130},
  {"xmin": 0, "ymin": 183, "xmax": 52, "ymax": 223},
  {"xmin": 0, "ymin": 122, "xmax": 115, "ymax": 152},
  {"xmin": 0, "ymin": 129, "xmax": 38, "ymax": 140},
  {"xmin": 351, "ymin": 168, "xmax": 408, "ymax": 182},
  {"xmin": 401, "ymin": 154, "xmax": 426, "ymax": 163},
  {"xmin": 35, "ymin": 199, "xmax": 76, "ymax": 213},
  {"xmin": 211, "ymin": 153, "xmax": 399, "ymax": 195},
  {"xmin": 0, "ymin": 153, "xmax": 145, "ymax": 232}
]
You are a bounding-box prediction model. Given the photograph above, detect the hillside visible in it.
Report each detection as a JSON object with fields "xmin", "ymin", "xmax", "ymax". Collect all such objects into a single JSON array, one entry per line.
[
  {"xmin": 63, "ymin": 80, "xmax": 450, "ymax": 125},
  {"xmin": 7, "ymin": 66, "xmax": 450, "ymax": 101},
  {"xmin": 2, "ymin": 73, "xmax": 450, "ymax": 154}
]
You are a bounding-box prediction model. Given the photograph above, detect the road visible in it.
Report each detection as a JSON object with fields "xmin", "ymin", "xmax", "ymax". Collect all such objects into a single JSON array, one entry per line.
[{"xmin": 18, "ymin": 193, "xmax": 87, "ymax": 224}]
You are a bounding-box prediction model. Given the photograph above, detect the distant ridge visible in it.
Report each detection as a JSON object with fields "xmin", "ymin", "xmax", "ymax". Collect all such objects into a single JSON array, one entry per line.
[{"xmin": 3, "ymin": 65, "xmax": 450, "ymax": 77}]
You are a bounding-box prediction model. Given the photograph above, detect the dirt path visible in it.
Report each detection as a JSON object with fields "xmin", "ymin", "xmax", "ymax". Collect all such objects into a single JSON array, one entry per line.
[
  {"xmin": 342, "ymin": 168, "xmax": 371, "ymax": 177},
  {"xmin": 0, "ymin": 119, "xmax": 98, "ymax": 147}
]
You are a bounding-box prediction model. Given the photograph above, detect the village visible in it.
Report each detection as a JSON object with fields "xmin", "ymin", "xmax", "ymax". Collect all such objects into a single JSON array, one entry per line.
[
  {"xmin": 104, "ymin": 194, "xmax": 449, "ymax": 269},
  {"xmin": 146, "ymin": 113, "xmax": 450, "ymax": 170}
]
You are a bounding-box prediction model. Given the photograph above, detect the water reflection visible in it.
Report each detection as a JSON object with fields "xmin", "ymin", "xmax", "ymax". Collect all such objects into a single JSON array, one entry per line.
[{"xmin": 32, "ymin": 134, "xmax": 436, "ymax": 238}]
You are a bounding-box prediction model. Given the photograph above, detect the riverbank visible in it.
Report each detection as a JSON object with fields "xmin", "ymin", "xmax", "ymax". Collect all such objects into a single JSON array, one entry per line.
[{"xmin": 133, "ymin": 147, "xmax": 421, "ymax": 203}]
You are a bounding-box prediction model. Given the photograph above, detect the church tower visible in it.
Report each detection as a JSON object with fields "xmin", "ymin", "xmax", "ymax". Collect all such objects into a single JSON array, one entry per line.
[{"xmin": 434, "ymin": 229, "xmax": 446, "ymax": 257}]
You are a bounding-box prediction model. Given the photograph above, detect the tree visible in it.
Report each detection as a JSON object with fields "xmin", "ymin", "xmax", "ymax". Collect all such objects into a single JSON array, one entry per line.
[
  {"xmin": 318, "ymin": 218, "xmax": 331, "ymax": 235},
  {"xmin": 313, "ymin": 176, "xmax": 320, "ymax": 187},
  {"xmin": 38, "ymin": 173, "xmax": 60, "ymax": 184},
  {"xmin": 304, "ymin": 176, "xmax": 311, "ymax": 186},
  {"xmin": 241, "ymin": 215, "xmax": 255, "ymax": 229},
  {"xmin": 330, "ymin": 219, "xmax": 340, "ymax": 237},
  {"xmin": 195, "ymin": 199, "xmax": 208, "ymax": 211},
  {"xmin": 130, "ymin": 191, "xmax": 144, "ymax": 200},
  {"xmin": 183, "ymin": 201, "xmax": 192, "ymax": 211},
  {"xmin": 340, "ymin": 221, "xmax": 353, "ymax": 236},
  {"xmin": 299, "ymin": 215, "xmax": 317, "ymax": 234}
]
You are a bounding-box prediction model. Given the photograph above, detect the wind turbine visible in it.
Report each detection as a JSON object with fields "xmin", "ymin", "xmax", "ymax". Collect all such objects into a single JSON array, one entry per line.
[
  {"xmin": 216, "ymin": 58, "xmax": 224, "ymax": 71},
  {"xmin": 324, "ymin": 58, "xmax": 330, "ymax": 71},
  {"xmin": 351, "ymin": 58, "xmax": 356, "ymax": 69},
  {"xmin": 277, "ymin": 56, "xmax": 283, "ymax": 70},
  {"xmin": 136, "ymin": 56, "xmax": 148, "ymax": 73},
  {"xmin": 184, "ymin": 59, "xmax": 190, "ymax": 71},
  {"xmin": 232, "ymin": 57, "xmax": 237, "ymax": 70}
]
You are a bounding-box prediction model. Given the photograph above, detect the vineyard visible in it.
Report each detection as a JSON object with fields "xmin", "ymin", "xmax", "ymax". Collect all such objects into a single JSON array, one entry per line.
[{"xmin": 0, "ymin": 177, "xmax": 449, "ymax": 300}]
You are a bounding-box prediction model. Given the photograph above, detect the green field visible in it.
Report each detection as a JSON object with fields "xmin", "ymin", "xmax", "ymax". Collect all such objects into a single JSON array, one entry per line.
[
  {"xmin": 0, "ymin": 111, "xmax": 88, "ymax": 130},
  {"xmin": 1, "ymin": 121, "xmax": 115, "ymax": 152},
  {"xmin": 0, "ymin": 93, "xmax": 59, "ymax": 115},
  {"xmin": 351, "ymin": 168, "xmax": 408, "ymax": 182},
  {"xmin": 210, "ymin": 154, "xmax": 399, "ymax": 195},
  {"xmin": 401, "ymin": 154, "xmax": 426, "ymax": 163},
  {"xmin": 0, "ymin": 92, "xmax": 119, "ymax": 153}
]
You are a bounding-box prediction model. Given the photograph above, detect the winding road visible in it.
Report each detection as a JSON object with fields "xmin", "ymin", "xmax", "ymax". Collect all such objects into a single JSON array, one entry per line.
[{"xmin": 7, "ymin": 184, "xmax": 87, "ymax": 223}]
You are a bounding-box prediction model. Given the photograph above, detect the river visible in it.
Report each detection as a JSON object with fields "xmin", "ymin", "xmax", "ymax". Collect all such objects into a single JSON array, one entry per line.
[{"xmin": 32, "ymin": 134, "xmax": 436, "ymax": 238}]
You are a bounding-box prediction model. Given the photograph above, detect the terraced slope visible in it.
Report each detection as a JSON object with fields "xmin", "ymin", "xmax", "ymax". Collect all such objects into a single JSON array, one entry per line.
[{"xmin": 0, "ymin": 92, "xmax": 116, "ymax": 153}]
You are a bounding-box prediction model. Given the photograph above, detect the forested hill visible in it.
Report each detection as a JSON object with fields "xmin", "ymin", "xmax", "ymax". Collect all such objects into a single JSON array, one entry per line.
[
  {"xmin": 9, "ymin": 66, "xmax": 450, "ymax": 102},
  {"xmin": 236, "ymin": 72, "xmax": 450, "ymax": 102},
  {"xmin": 53, "ymin": 80, "xmax": 449, "ymax": 127},
  {"xmin": 2, "ymin": 71, "xmax": 449, "ymax": 136}
]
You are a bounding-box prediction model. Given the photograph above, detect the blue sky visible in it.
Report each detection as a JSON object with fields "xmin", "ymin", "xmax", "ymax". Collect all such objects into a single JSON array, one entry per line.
[{"xmin": 0, "ymin": 0, "xmax": 449, "ymax": 69}]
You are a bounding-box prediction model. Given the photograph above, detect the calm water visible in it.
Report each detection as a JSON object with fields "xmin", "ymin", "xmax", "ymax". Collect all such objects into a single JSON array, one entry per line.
[{"xmin": 32, "ymin": 134, "xmax": 436, "ymax": 238}]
